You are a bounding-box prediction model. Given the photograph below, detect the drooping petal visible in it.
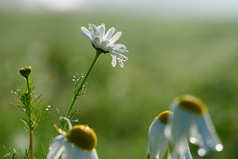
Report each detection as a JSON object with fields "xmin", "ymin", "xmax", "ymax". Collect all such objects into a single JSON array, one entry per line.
[
  {"xmin": 148, "ymin": 119, "xmax": 169, "ymax": 159},
  {"xmin": 111, "ymin": 55, "xmax": 117, "ymax": 67},
  {"xmin": 47, "ymin": 135, "xmax": 66, "ymax": 159},
  {"xmin": 62, "ymin": 141, "xmax": 75, "ymax": 159},
  {"xmin": 118, "ymin": 58, "xmax": 124, "ymax": 68},
  {"xmin": 89, "ymin": 149, "xmax": 99, "ymax": 159},
  {"xmin": 74, "ymin": 149, "xmax": 99, "ymax": 159},
  {"xmin": 196, "ymin": 113, "xmax": 223, "ymax": 154},
  {"xmin": 114, "ymin": 48, "xmax": 129, "ymax": 53},
  {"xmin": 109, "ymin": 32, "xmax": 122, "ymax": 45},
  {"xmin": 111, "ymin": 51, "xmax": 128, "ymax": 61},
  {"xmin": 170, "ymin": 140, "xmax": 192, "ymax": 159},
  {"xmin": 111, "ymin": 43, "xmax": 127, "ymax": 50}
]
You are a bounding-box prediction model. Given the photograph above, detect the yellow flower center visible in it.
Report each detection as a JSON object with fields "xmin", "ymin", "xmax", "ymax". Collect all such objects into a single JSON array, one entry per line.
[
  {"xmin": 66, "ymin": 125, "xmax": 97, "ymax": 151},
  {"xmin": 177, "ymin": 95, "xmax": 207, "ymax": 114},
  {"xmin": 156, "ymin": 110, "xmax": 173, "ymax": 124}
]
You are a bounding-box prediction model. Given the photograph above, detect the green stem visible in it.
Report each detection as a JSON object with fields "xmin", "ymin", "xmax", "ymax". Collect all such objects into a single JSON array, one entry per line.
[
  {"xmin": 63, "ymin": 51, "xmax": 101, "ymax": 129},
  {"xmin": 29, "ymin": 131, "xmax": 33, "ymax": 159},
  {"xmin": 26, "ymin": 77, "xmax": 34, "ymax": 159}
]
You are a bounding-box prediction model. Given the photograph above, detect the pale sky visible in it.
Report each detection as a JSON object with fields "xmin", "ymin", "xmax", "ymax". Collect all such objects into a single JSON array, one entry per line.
[{"xmin": 1, "ymin": 0, "xmax": 238, "ymax": 18}]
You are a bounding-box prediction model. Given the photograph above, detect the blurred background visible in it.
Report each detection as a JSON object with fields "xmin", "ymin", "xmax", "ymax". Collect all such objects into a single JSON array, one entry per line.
[{"xmin": 0, "ymin": 0, "xmax": 238, "ymax": 158}]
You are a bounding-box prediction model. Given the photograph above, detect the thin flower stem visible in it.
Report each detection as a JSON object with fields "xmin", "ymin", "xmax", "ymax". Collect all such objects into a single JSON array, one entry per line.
[
  {"xmin": 26, "ymin": 77, "xmax": 34, "ymax": 159},
  {"xmin": 62, "ymin": 51, "xmax": 101, "ymax": 130},
  {"xmin": 29, "ymin": 131, "xmax": 33, "ymax": 159}
]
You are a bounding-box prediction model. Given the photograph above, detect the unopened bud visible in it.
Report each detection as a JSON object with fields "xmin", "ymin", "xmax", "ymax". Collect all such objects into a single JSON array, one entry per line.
[{"xmin": 19, "ymin": 66, "xmax": 32, "ymax": 79}]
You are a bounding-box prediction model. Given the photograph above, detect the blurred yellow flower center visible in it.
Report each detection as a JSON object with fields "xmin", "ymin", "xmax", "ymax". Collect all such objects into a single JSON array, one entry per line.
[
  {"xmin": 66, "ymin": 125, "xmax": 97, "ymax": 151},
  {"xmin": 178, "ymin": 95, "xmax": 207, "ymax": 114},
  {"xmin": 156, "ymin": 110, "xmax": 172, "ymax": 124}
]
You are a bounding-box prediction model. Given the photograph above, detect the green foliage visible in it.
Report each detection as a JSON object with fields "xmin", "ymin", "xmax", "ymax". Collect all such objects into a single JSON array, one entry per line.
[
  {"xmin": 12, "ymin": 72, "xmax": 51, "ymax": 132},
  {"xmin": 1, "ymin": 13, "xmax": 238, "ymax": 158},
  {"xmin": 3, "ymin": 146, "xmax": 17, "ymax": 159},
  {"xmin": 19, "ymin": 148, "xmax": 30, "ymax": 159}
]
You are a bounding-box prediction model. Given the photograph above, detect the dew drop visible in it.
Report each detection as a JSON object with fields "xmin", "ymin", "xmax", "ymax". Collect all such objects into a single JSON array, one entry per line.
[
  {"xmin": 190, "ymin": 137, "xmax": 196, "ymax": 144},
  {"xmin": 215, "ymin": 144, "xmax": 223, "ymax": 152},
  {"xmin": 198, "ymin": 148, "xmax": 206, "ymax": 156},
  {"xmin": 72, "ymin": 119, "xmax": 79, "ymax": 122},
  {"xmin": 46, "ymin": 105, "xmax": 51, "ymax": 111}
]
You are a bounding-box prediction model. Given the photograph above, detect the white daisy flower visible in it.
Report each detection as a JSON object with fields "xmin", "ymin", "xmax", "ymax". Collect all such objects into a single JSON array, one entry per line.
[
  {"xmin": 148, "ymin": 110, "xmax": 172, "ymax": 159},
  {"xmin": 47, "ymin": 119, "xmax": 98, "ymax": 159},
  {"xmin": 165, "ymin": 95, "xmax": 223, "ymax": 157},
  {"xmin": 148, "ymin": 110, "xmax": 192, "ymax": 159},
  {"xmin": 80, "ymin": 23, "xmax": 128, "ymax": 68}
]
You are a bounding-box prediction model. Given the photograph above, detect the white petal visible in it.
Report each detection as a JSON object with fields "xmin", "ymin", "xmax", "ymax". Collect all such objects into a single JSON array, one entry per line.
[
  {"xmin": 196, "ymin": 113, "xmax": 222, "ymax": 152},
  {"xmin": 63, "ymin": 143, "xmax": 98, "ymax": 159},
  {"xmin": 81, "ymin": 27, "xmax": 93, "ymax": 41},
  {"xmin": 100, "ymin": 40, "xmax": 110, "ymax": 50},
  {"xmin": 93, "ymin": 37, "xmax": 101, "ymax": 48},
  {"xmin": 104, "ymin": 27, "xmax": 115, "ymax": 40},
  {"xmin": 47, "ymin": 135, "xmax": 66, "ymax": 159},
  {"xmin": 88, "ymin": 24, "xmax": 95, "ymax": 39},
  {"xmin": 88, "ymin": 24, "xmax": 94, "ymax": 34},
  {"xmin": 112, "ymin": 44, "xmax": 127, "ymax": 50},
  {"xmin": 118, "ymin": 58, "xmax": 124, "ymax": 68},
  {"xmin": 90, "ymin": 149, "xmax": 99, "ymax": 159},
  {"xmin": 114, "ymin": 48, "xmax": 129, "ymax": 53},
  {"xmin": 99, "ymin": 23, "xmax": 105, "ymax": 36},
  {"xmin": 148, "ymin": 119, "xmax": 169, "ymax": 159},
  {"xmin": 111, "ymin": 51, "xmax": 128, "ymax": 61},
  {"xmin": 76, "ymin": 149, "xmax": 99, "ymax": 159},
  {"xmin": 62, "ymin": 141, "xmax": 75, "ymax": 159},
  {"xmin": 92, "ymin": 24, "xmax": 101, "ymax": 36},
  {"xmin": 111, "ymin": 55, "xmax": 117, "ymax": 67},
  {"xmin": 109, "ymin": 32, "xmax": 122, "ymax": 45}
]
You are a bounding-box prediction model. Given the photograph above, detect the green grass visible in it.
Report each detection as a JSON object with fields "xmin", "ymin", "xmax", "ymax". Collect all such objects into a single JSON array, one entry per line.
[{"xmin": 0, "ymin": 12, "xmax": 238, "ymax": 158}]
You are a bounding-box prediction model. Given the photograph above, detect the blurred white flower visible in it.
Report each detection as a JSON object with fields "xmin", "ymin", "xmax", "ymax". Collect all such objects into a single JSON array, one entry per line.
[
  {"xmin": 147, "ymin": 110, "xmax": 192, "ymax": 159},
  {"xmin": 80, "ymin": 23, "xmax": 128, "ymax": 67},
  {"xmin": 165, "ymin": 95, "xmax": 223, "ymax": 157},
  {"xmin": 47, "ymin": 120, "xmax": 98, "ymax": 159}
]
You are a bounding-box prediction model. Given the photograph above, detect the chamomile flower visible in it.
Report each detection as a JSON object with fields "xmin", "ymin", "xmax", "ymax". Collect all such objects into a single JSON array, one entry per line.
[
  {"xmin": 165, "ymin": 95, "xmax": 223, "ymax": 157},
  {"xmin": 148, "ymin": 110, "xmax": 192, "ymax": 159},
  {"xmin": 80, "ymin": 23, "xmax": 128, "ymax": 67},
  {"xmin": 148, "ymin": 110, "xmax": 172, "ymax": 159},
  {"xmin": 47, "ymin": 119, "xmax": 98, "ymax": 159}
]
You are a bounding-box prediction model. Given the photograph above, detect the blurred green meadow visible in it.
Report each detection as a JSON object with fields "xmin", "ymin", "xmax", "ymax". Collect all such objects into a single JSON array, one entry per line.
[{"xmin": 0, "ymin": 12, "xmax": 238, "ymax": 158}]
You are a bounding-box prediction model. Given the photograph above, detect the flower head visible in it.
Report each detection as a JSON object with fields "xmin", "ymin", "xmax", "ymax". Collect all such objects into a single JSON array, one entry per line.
[
  {"xmin": 165, "ymin": 95, "xmax": 223, "ymax": 157},
  {"xmin": 80, "ymin": 23, "xmax": 128, "ymax": 67},
  {"xmin": 19, "ymin": 66, "xmax": 32, "ymax": 79},
  {"xmin": 47, "ymin": 119, "xmax": 98, "ymax": 159},
  {"xmin": 147, "ymin": 110, "xmax": 172, "ymax": 159},
  {"xmin": 147, "ymin": 110, "xmax": 192, "ymax": 159}
]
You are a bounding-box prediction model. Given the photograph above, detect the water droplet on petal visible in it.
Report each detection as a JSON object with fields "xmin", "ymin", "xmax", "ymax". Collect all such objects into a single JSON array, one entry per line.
[
  {"xmin": 198, "ymin": 148, "xmax": 206, "ymax": 156},
  {"xmin": 190, "ymin": 137, "xmax": 196, "ymax": 144},
  {"xmin": 215, "ymin": 144, "xmax": 223, "ymax": 152}
]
